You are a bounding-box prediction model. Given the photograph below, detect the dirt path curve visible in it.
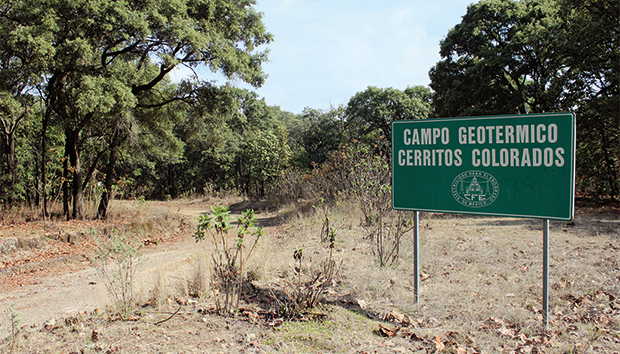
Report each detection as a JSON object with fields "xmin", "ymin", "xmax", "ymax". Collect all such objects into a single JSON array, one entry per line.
[{"xmin": 0, "ymin": 199, "xmax": 280, "ymax": 339}]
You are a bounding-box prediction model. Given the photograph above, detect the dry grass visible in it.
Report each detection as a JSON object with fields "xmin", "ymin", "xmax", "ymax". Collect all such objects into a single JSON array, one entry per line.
[
  {"xmin": 251, "ymin": 199, "xmax": 619, "ymax": 353},
  {"xmin": 1, "ymin": 198, "xmax": 618, "ymax": 353}
]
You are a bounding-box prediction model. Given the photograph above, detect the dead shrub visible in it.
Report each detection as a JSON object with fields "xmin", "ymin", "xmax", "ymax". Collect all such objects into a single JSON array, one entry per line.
[{"xmin": 348, "ymin": 147, "xmax": 415, "ymax": 267}]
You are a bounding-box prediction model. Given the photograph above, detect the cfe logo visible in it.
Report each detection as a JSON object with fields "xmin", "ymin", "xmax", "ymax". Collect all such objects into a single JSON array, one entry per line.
[{"xmin": 451, "ymin": 170, "xmax": 499, "ymax": 208}]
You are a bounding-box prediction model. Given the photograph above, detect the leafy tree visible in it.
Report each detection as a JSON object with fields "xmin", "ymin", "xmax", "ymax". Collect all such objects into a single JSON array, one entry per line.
[
  {"xmin": 557, "ymin": 0, "xmax": 619, "ymax": 200},
  {"xmin": 0, "ymin": 93, "xmax": 33, "ymax": 203},
  {"xmin": 148, "ymin": 86, "xmax": 296, "ymax": 199},
  {"xmin": 429, "ymin": 0, "xmax": 619, "ymax": 200},
  {"xmin": 404, "ymin": 86, "xmax": 434, "ymax": 115},
  {"xmin": 155, "ymin": 84, "xmax": 241, "ymax": 196},
  {"xmin": 345, "ymin": 86, "xmax": 432, "ymax": 153},
  {"xmin": 277, "ymin": 110, "xmax": 311, "ymax": 168},
  {"xmin": 239, "ymin": 126, "xmax": 291, "ymax": 197},
  {"xmin": 0, "ymin": 2, "xmax": 51, "ymax": 205},
  {"xmin": 429, "ymin": 0, "xmax": 569, "ymax": 117},
  {"xmin": 285, "ymin": 107, "xmax": 345, "ymax": 170},
  {"xmin": 233, "ymin": 90, "xmax": 279, "ymax": 133},
  {"xmin": 98, "ymin": 78, "xmax": 187, "ymax": 216},
  {"xmin": 3, "ymin": 0, "xmax": 272, "ymax": 218}
]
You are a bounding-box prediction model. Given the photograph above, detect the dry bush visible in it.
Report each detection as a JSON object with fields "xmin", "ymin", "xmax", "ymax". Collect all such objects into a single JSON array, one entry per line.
[
  {"xmin": 0, "ymin": 183, "xmax": 120, "ymax": 223},
  {"xmin": 266, "ymin": 145, "xmax": 356, "ymax": 202},
  {"xmin": 148, "ymin": 272, "xmax": 167, "ymax": 309},
  {"xmin": 268, "ymin": 144, "xmax": 415, "ymax": 268},
  {"xmin": 281, "ymin": 233, "xmax": 341, "ymax": 317},
  {"xmin": 0, "ymin": 204, "xmax": 41, "ymax": 224},
  {"xmin": 2, "ymin": 303, "xmax": 22, "ymax": 354},
  {"xmin": 265, "ymin": 168, "xmax": 306, "ymax": 202},
  {"xmin": 187, "ymin": 261, "xmax": 210, "ymax": 299},
  {"xmin": 242, "ymin": 199, "xmax": 350, "ymax": 319},
  {"xmin": 202, "ymin": 181, "xmax": 242, "ymax": 201},
  {"xmin": 347, "ymin": 147, "xmax": 415, "ymax": 267}
]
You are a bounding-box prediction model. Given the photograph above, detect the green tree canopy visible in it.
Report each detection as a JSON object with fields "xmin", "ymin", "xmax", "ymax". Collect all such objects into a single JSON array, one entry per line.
[
  {"xmin": 429, "ymin": 0, "xmax": 619, "ymax": 200},
  {"xmin": 345, "ymin": 86, "xmax": 432, "ymax": 153},
  {"xmin": 558, "ymin": 0, "xmax": 619, "ymax": 200},
  {"xmin": 2, "ymin": 0, "xmax": 272, "ymax": 217},
  {"xmin": 239, "ymin": 126, "xmax": 291, "ymax": 197},
  {"xmin": 429, "ymin": 0, "xmax": 569, "ymax": 116},
  {"xmin": 286, "ymin": 107, "xmax": 345, "ymax": 169}
]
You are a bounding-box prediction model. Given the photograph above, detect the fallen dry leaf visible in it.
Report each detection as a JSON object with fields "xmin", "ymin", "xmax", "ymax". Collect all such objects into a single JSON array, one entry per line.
[
  {"xmin": 434, "ymin": 335, "xmax": 445, "ymax": 351},
  {"xmin": 378, "ymin": 324, "xmax": 397, "ymax": 337},
  {"xmin": 489, "ymin": 316, "xmax": 506, "ymax": 327},
  {"xmin": 498, "ymin": 326, "xmax": 515, "ymax": 338}
]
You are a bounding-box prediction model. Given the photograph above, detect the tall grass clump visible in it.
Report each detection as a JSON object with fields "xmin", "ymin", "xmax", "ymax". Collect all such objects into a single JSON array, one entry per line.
[
  {"xmin": 94, "ymin": 229, "xmax": 142, "ymax": 320},
  {"xmin": 3, "ymin": 303, "xmax": 22, "ymax": 354}
]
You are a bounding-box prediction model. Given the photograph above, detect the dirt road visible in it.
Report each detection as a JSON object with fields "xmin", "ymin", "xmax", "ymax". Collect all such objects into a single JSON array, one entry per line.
[{"xmin": 0, "ymin": 199, "xmax": 277, "ymax": 339}]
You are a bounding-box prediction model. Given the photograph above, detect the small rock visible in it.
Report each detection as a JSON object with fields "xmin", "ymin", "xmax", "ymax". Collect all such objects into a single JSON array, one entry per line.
[
  {"xmin": 43, "ymin": 318, "xmax": 56, "ymax": 329},
  {"xmin": 0, "ymin": 238, "xmax": 18, "ymax": 254},
  {"xmin": 68, "ymin": 232, "xmax": 82, "ymax": 244},
  {"xmin": 245, "ymin": 333, "xmax": 257, "ymax": 343},
  {"xmin": 175, "ymin": 297, "xmax": 190, "ymax": 305},
  {"xmin": 59, "ymin": 233, "xmax": 70, "ymax": 243},
  {"xmin": 16, "ymin": 237, "xmax": 43, "ymax": 250}
]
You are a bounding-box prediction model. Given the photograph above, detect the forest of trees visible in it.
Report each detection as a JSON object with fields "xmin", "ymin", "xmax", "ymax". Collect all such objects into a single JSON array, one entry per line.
[{"xmin": 0, "ymin": 0, "xmax": 618, "ymax": 220}]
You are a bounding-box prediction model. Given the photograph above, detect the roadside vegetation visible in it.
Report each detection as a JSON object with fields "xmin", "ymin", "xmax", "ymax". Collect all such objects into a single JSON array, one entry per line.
[{"xmin": 0, "ymin": 195, "xmax": 618, "ymax": 353}]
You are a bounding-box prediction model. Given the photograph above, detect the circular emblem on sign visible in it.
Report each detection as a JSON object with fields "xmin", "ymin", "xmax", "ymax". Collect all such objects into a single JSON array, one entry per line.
[{"xmin": 451, "ymin": 170, "xmax": 499, "ymax": 208}]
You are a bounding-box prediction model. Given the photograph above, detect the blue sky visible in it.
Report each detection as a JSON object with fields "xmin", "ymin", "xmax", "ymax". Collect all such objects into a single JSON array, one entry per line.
[{"xmin": 176, "ymin": 0, "xmax": 474, "ymax": 114}]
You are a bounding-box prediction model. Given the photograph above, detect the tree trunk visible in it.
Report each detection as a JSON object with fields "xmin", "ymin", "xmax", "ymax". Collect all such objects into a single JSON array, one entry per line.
[
  {"xmin": 6, "ymin": 132, "xmax": 15, "ymax": 186},
  {"xmin": 70, "ymin": 129, "xmax": 84, "ymax": 220},
  {"xmin": 40, "ymin": 107, "xmax": 52, "ymax": 216},
  {"xmin": 97, "ymin": 127, "xmax": 124, "ymax": 220},
  {"xmin": 82, "ymin": 150, "xmax": 105, "ymax": 192},
  {"xmin": 0, "ymin": 131, "xmax": 16, "ymax": 199},
  {"xmin": 1, "ymin": 118, "xmax": 20, "ymax": 204},
  {"xmin": 62, "ymin": 144, "xmax": 70, "ymax": 219},
  {"xmin": 64, "ymin": 128, "xmax": 84, "ymax": 220},
  {"xmin": 600, "ymin": 119, "xmax": 618, "ymax": 202}
]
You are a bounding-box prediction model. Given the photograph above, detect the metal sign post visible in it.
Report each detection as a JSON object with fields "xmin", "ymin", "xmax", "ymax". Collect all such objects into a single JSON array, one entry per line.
[
  {"xmin": 414, "ymin": 211, "xmax": 419, "ymax": 304},
  {"xmin": 543, "ymin": 219, "xmax": 550, "ymax": 328}
]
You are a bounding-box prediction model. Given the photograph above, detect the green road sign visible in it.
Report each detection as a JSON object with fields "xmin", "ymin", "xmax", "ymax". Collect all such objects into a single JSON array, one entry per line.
[{"xmin": 392, "ymin": 113, "xmax": 575, "ymax": 220}]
